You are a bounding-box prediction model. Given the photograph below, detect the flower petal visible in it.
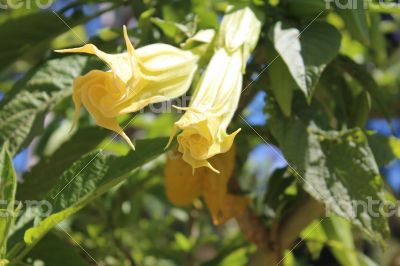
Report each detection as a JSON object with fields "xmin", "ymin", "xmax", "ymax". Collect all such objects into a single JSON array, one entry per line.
[
  {"xmin": 165, "ymin": 150, "xmax": 203, "ymax": 205},
  {"xmin": 165, "ymin": 146, "xmax": 248, "ymax": 224}
]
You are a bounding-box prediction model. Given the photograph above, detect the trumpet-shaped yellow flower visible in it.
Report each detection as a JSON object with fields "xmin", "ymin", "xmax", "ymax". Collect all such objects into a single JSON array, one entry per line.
[
  {"xmin": 56, "ymin": 26, "xmax": 198, "ymax": 149},
  {"xmin": 167, "ymin": 7, "xmax": 261, "ymax": 172},
  {"xmin": 167, "ymin": 49, "xmax": 242, "ymax": 172},
  {"xmin": 165, "ymin": 146, "xmax": 248, "ymax": 225}
]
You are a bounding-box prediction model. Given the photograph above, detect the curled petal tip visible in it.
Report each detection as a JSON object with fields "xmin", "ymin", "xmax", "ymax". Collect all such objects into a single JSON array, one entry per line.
[
  {"xmin": 172, "ymin": 105, "xmax": 188, "ymax": 111},
  {"xmin": 120, "ymin": 131, "xmax": 135, "ymax": 150},
  {"xmin": 208, "ymin": 163, "xmax": 220, "ymax": 174}
]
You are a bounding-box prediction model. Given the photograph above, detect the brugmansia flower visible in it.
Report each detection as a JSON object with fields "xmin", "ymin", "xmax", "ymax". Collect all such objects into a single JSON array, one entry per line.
[
  {"xmin": 165, "ymin": 146, "xmax": 248, "ymax": 225},
  {"xmin": 56, "ymin": 26, "xmax": 198, "ymax": 149},
  {"xmin": 167, "ymin": 7, "xmax": 262, "ymax": 172}
]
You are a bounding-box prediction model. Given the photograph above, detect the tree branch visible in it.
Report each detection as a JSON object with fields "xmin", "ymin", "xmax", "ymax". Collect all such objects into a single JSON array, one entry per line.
[{"xmin": 236, "ymin": 196, "xmax": 325, "ymax": 266}]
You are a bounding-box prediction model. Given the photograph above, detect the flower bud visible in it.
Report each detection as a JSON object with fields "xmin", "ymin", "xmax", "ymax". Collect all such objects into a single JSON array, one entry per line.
[{"xmin": 218, "ymin": 6, "xmax": 262, "ymax": 70}]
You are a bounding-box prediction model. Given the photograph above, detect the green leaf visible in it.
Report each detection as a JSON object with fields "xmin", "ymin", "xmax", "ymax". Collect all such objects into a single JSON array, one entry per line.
[
  {"xmin": 174, "ymin": 232, "xmax": 193, "ymax": 252},
  {"xmin": 282, "ymin": 0, "xmax": 327, "ymax": 18},
  {"xmin": 302, "ymin": 216, "xmax": 378, "ymax": 266},
  {"xmin": 369, "ymin": 2, "xmax": 400, "ymax": 14},
  {"xmin": 20, "ymin": 138, "xmax": 168, "ymax": 258},
  {"xmin": 23, "ymin": 232, "xmax": 89, "ymax": 266},
  {"xmin": 0, "ymin": 1, "xmax": 55, "ymax": 24},
  {"xmin": 266, "ymin": 40, "xmax": 295, "ymax": 116},
  {"xmin": 322, "ymin": 216, "xmax": 359, "ymax": 266},
  {"xmin": 219, "ymin": 248, "xmax": 249, "ymax": 266},
  {"xmin": 331, "ymin": 55, "xmax": 391, "ymax": 122},
  {"xmin": 369, "ymin": 14, "xmax": 387, "ymax": 64},
  {"xmin": 0, "ymin": 55, "xmax": 97, "ymax": 156},
  {"xmin": 0, "ymin": 11, "xmax": 76, "ymax": 72},
  {"xmin": 368, "ymin": 133, "xmax": 400, "ymax": 167},
  {"xmin": 358, "ymin": 253, "xmax": 379, "ymax": 266},
  {"xmin": 301, "ymin": 220, "xmax": 326, "ymax": 260},
  {"xmin": 151, "ymin": 17, "xmax": 195, "ymax": 43},
  {"xmin": 0, "ymin": 5, "xmax": 117, "ymax": 73},
  {"xmin": 269, "ymin": 114, "xmax": 389, "ymax": 243},
  {"xmin": 335, "ymin": 0, "xmax": 370, "ymax": 45},
  {"xmin": 0, "ymin": 146, "xmax": 17, "ymax": 257},
  {"xmin": 349, "ymin": 91, "xmax": 371, "ymax": 128},
  {"xmin": 191, "ymin": 0, "xmax": 219, "ymax": 29},
  {"xmin": 138, "ymin": 8, "xmax": 156, "ymax": 44},
  {"xmin": 17, "ymin": 127, "xmax": 109, "ymax": 201},
  {"xmin": 270, "ymin": 21, "xmax": 341, "ymax": 99}
]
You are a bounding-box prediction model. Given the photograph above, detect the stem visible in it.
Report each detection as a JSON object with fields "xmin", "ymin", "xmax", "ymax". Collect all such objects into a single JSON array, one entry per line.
[
  {"xmin": 279, "ymin": 197, "xmax": 325, "ymax": 250},
  {"xmin": 369, "ymin": 3, "xmax": 400, "ymax": 14},
  {"xmin": 237, "ymin": 197, "xmax": 325, "ymax": 266}
]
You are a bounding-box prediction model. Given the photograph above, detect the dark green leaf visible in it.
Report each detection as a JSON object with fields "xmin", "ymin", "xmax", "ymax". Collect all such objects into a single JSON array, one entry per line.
[
  {"xmin": 321, "ymin": 216, "xmax": 359, "ymax": 266},
  {"xmin": 282, "ymin": 0, "xmax": 327, "ymax": 18},
  {"xmin": 369, "ymin": 14, "xmax": 387, "ymax": 64},
  {"xmin": 332, "ymin": 55, "xmax": 391, "ymax": 122},
  {"xmin": 368, "ymin": 133, "xmax": 400, "ymax": 167},
  {"xmin": 349, "ymin": 91, "xmax": 371, "ymax": 128},
  {"xmin": 0, "ymin": 55, "xmax": 96, "ymax": 156},
  {"xmin": 24, "ymin": 232, "xmax": 89, "ymax": 266},
  {"xmin": 22, "ymin": 138, "xmax": 168, "ymax": 255},
  {"xmin": 270, "ymin": 21, "xmax": 341, "ymax": 99},
  {"xmin": 269, "ymin": 113, "xmax": 389, "ymax": 242},
  {"xmin": 0, "ymin": 5, "xmax": 117, "ymax": 73},
  {"xmin": 151, "ymin": 17, "xmax": 195, "ymax": 43},
  {"xmin": 0, "ymin": 145, "xmax": 17, "ymax": 257},
  {"xmin": 17, "ymin": 127, "xmax": 109, "ymax": 201},
  {"xmin": 335, "ymin": 0, "xmax": 370, "ymax": 45},
  {"xmin": 266, "ymin": 40, "xmax": 295, "ymax": 116},
  {"xmin": 191, "ymin": 0, "xmax": 219, "ymax": 29}
]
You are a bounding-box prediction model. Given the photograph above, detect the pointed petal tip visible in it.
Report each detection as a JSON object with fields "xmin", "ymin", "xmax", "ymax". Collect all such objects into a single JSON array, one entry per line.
[
  {"xmin": 120, "ymin": 131, "xmax": 135, "ymax": 151},
  {"xmin": 123, "ymin": 25, "xmax": 128, "ymax": 36},
  {"xmin": 191, "ymin": 167, "xmax": 195, "ymax": 176},
  {"xmin": 122, "ymin": 25, "xmax": 135, "ymax": 55},
  {"xmin": 54, "ymin": 49, "xmax": 72, "ymax": 53},
  {"xmin": 128, "ymin": 140, "xmax": 136, "ymax": 151},
  {"xmin": 209, "ymin": 165, "xmax": 220, "ymax": 174}
]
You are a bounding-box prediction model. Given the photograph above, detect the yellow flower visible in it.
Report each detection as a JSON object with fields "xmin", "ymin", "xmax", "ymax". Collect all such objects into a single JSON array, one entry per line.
[
  {"xmin": 56, "ymin": 26, "xmax": 198, "ymax": 149},
  {"xmin": 167, "ymin": 48, "xmax": 242, "ymax": 172},
  {"xmin": 167, "ymin": 7, "xmax": 261, "ymax": 172},
  {"xmin": 165, "ymin": 146, "xmax": 248, "ymax": 225},
  {"xmin": 218, "ymin": 7, "xmax": 262, "ymax": 71}
]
